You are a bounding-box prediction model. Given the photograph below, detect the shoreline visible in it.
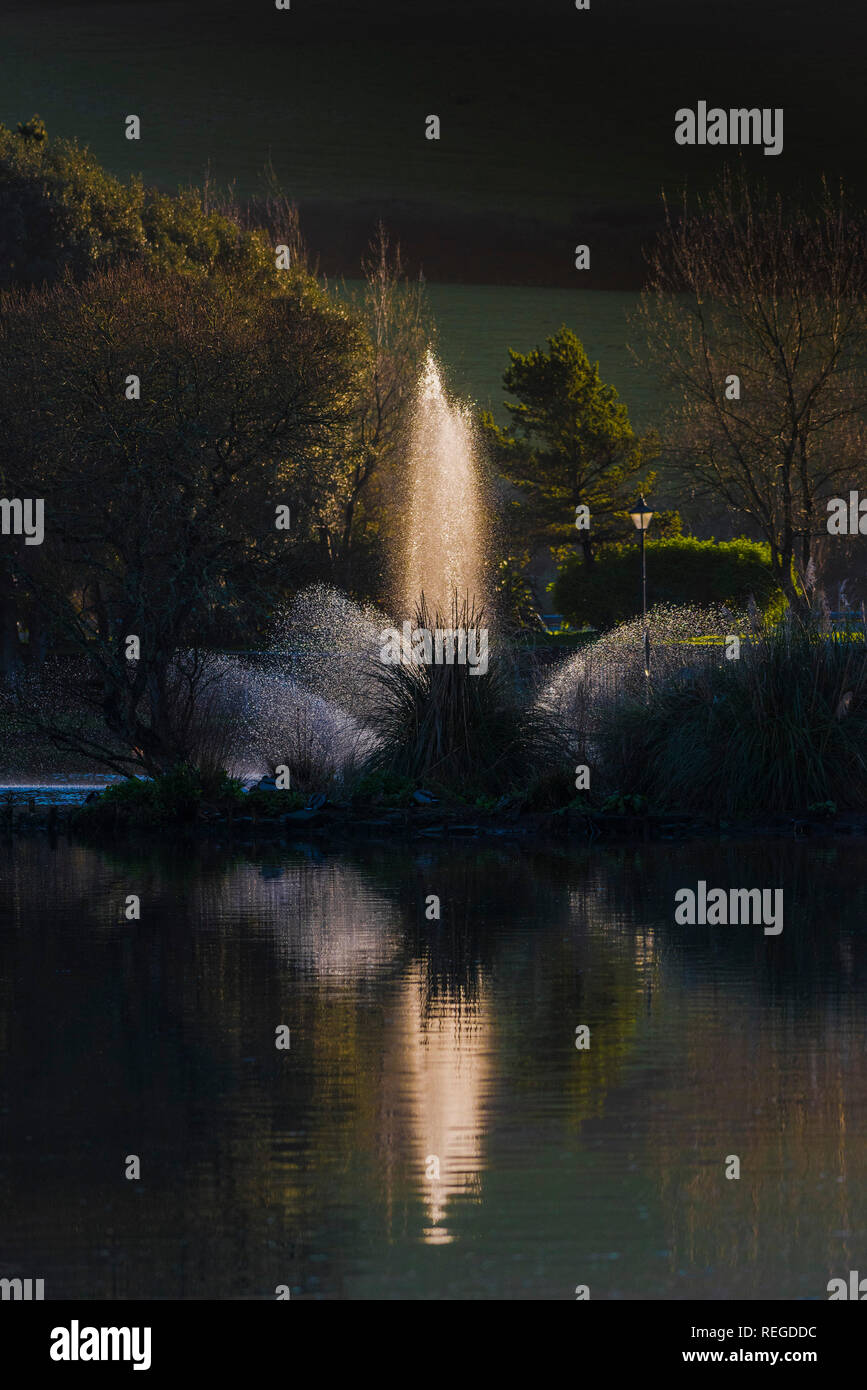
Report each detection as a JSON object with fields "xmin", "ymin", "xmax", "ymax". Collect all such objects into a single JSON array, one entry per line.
[{"xmin": 3, "ymin": 796, "xmax": 865, "ymax": 846}]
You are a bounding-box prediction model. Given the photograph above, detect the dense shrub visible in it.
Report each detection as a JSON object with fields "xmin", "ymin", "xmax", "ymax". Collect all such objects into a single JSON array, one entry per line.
[
  {"xmin": 350, "ymin": 769, "xmax": 417, "ymax": 806},
  {"xmin": 74, "ymin": 765, "xmax": 246, "ymax": 828},
  {"xmin": 594, "ymin": 620, "xmax": 867, "ymax": 816},
  {"xmin": 553, "ymin": 536, "xmax": 785, "ymax": 630},
  {"xmin": 0, "ymin": 259, "xmax": 364, "ymax": 773},
  {"xmin": 0, "ymin": 118, "xmax": 277, "ymax": 289}
]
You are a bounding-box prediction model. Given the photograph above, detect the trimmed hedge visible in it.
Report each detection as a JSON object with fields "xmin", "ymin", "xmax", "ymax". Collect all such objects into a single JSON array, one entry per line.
[{"xmin": 553, "ymin": 535, "xmax": 785, "ymax": 630}]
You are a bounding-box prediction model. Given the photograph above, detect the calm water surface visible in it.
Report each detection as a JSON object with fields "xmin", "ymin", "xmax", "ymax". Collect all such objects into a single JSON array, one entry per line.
[{"xmin": 1, "ymin": 834, "xmax": 866, "ymax": 1299}]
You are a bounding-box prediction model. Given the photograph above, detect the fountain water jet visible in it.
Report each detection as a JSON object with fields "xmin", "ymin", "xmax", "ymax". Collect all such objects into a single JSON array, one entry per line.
[{"xmin": 401, "ymin": 351, "xmax": 487, "ymax": 618}]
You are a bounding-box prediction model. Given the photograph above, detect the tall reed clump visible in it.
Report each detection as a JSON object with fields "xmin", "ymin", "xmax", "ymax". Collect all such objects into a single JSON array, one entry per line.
[
  {"xmin": 364, "ymin": 594, "xmax": 561, "ymax": 796},
  {"xmin": 595, "ymin": 617, "xmax": 867, "ymax": 816}
]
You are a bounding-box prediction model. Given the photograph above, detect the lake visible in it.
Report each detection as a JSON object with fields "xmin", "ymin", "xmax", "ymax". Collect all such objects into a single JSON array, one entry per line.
[{"xmin": 1, "ymin": 832, "xmax": 864, "ymax": 1299}]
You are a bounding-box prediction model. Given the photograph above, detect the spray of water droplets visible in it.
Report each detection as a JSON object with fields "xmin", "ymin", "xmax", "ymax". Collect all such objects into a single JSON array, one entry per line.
[
  {"xmin": 539, "ymin": 602, "xmax": 745, "ymax": 745},
  {"xmin": 401, "ymin": 350, "xmax": 487, "ymax": 619}
]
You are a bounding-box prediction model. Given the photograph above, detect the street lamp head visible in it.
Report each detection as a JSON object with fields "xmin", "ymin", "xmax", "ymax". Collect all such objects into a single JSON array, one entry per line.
[{"xmin": 630, "ymin": 496, "xmax": 653, "ymax": 532}]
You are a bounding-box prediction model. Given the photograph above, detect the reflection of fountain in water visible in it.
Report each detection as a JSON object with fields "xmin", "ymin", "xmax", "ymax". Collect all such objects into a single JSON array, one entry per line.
[
  {"xmin": 380, "ymin": 964, "xmax": 490, "ymax": 1245},
  {"xmin": 202, "ymin": 858, "xmax": 406, "ymax": 979},
  {"xmin": 193, "ymin": 850, "xmax": 490, "ymax": 1244},
  {"xmin": 197, "ymin": 853, "xmax": 489, "ymax": 1243},
  {"xmin": 401, "ymin": 351, "xmax": 487, "ymax": 618}
]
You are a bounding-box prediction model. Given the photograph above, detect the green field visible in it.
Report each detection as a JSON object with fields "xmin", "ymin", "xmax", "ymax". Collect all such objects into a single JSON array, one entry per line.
[{"xmin": 341, "ymin": 281, "xmax": 662, "ymax": 428}]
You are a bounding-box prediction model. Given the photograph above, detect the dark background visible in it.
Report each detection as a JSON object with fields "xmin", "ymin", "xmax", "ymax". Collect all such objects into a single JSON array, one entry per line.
[{"xmin": 5, "ymin": 0, "xmax": 864, "ymax": 285}]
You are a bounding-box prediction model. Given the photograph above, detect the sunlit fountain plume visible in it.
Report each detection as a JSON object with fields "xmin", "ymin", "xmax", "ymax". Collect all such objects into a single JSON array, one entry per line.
[{"xmin": 402, "ymin": 351, "xmax": 487, "ymax": 617}]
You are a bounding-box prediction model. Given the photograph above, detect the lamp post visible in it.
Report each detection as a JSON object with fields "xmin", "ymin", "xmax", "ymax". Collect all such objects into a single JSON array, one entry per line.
[{"xmin": 629, "ymin": 496, "xmax": 654, "ymax": 682}]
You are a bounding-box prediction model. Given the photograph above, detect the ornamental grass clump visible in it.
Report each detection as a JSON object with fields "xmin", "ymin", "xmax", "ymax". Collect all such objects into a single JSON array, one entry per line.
[
  {"xmin": 364, "ymin": 594, "xmax": 561, "ymax": 796},
  {"xmin": 596, "ymin": 616, "xmax": 867, "ymax": 817}
]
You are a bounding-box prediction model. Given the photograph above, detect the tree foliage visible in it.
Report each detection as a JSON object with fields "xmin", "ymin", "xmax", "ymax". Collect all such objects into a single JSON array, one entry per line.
[
  {"xmin": 0, "ymin": 117, "xmax": 277, "ymax": 289},
  {"xmin": 0, "ymin": 262, "xmax": 364, "ymax": 771},
  {"xmin": 479, "ymin": 326, "xmax": 658, "ymax": 565},
  {"xmin": 328, "ymin": 223, "xmax": 431, "ymax": 591}
]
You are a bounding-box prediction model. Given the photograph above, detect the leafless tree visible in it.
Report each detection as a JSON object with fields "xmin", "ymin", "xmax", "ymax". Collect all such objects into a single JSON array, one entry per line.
[
  {"xmin": 635, "ymin": 169, "xmax": 867, "ymax": 611},
  {"xmin": 335, "ymin": 222, "xmax": 431, "ymax": 580}
]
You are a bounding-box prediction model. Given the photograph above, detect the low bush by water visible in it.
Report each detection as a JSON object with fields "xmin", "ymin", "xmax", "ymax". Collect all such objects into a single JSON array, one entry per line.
[{"xmin": 594, "ymin": 620, "xmax": 867, "ymax": 817}]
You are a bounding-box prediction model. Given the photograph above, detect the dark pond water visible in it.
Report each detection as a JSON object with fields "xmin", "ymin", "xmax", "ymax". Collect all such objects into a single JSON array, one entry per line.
[{"xmin": 1, "ymin": 833, "xmax": 866, "ymax": 1300}]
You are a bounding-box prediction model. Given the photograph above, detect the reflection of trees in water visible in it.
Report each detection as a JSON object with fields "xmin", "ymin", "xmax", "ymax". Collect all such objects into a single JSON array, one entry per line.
[
  {"xmin": 2, "ymin": 838, "xmax": 639, "ymax": 1276},
  {"xmin": 568, "ymin": 840, "xmax": 867, "ymax": 1297},
  {"xmin": 636, "ymin": 838, "xmax": 867, "ymax": 997},
  {"xmin": 409, "ymin": 848, "xmax": 515, "ymax": 1017},
  {"xmin": 483, "ymin": 847, "xmax": 654, "ymax": 1133},
  {"xmin": 0, "ymin": 841, "xmax": 407, "ymax": 1295},
  {"xmin": 646, "ymin": 989, "xmax": 867, "ymax": 1297}
]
